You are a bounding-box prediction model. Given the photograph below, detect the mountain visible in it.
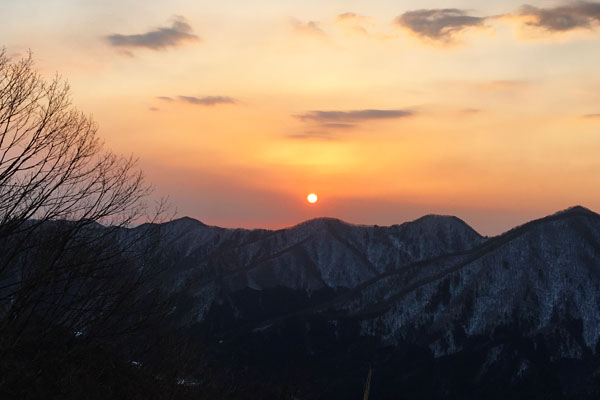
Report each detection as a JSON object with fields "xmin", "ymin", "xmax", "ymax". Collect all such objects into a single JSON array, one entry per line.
[
  {"xmin": 149, "ymin": 213, "xmax": 483, "ymax": 322},
  {"xmin": 116, "ymin": 206, "xmax": 600, "ymax": 398},
  {"xmin": 156, "ymin": 214, "xmax": 482, "ymax": 289}
]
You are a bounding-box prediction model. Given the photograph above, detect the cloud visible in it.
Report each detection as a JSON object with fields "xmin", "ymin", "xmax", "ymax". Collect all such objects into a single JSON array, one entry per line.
[
  {"xmin": 395, "ymin": 9, "xmax": 487, "ymax": 41},
  {"xmin": 286, "ymin": 131, "xmax": 340, "ymax": 141},
  {"xmin": 322, "ymin": 123, "xmax": 356, "ymax": 129},
  {"xmin": 297, "ymin": 109, "xmax": 413, "ymax": 123},
  {"xmin": 106, "ymin": 17, "xmax": 200, "ymax": 50},
  {"xmin": 291, "ymin": 19, "xmax": 326, "ymax": 36},
  {"xmin": 518, "ymin": 2, "xmax": 600, "ymax": 32},
  {"xmin": 177, "ymin": 96, "xmax": 236, "ymax": 106},
  {"xmin": 337, "ymin": 12, "xmax": 362, "ymax": 22},
  {"xmin": 289, "ymin": 123, "xmax": 357, "ymax": 140},
  {"xmin": 583, "ymin": 113, "xmax": 600, "ymax": 118},
  {"xmin": 157, "ymin": 95, "xmax": 236, "ymax": 106},
  {"xmin": 335, "ymin": 12, "xmax": 373, "ymax": 35},
  {"xmin": 461, "ymin": 108, "xmax": 482, "ymax": 114},
  {"xmin": 289, "ymin": 109, "xmax": 413, "ymax": 140}
]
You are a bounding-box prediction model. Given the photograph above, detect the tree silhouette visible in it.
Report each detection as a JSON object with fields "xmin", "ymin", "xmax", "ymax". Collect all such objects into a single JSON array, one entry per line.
[{"xmin": 0, "ymin": 49, "xmax": 173, "ymax": 397}]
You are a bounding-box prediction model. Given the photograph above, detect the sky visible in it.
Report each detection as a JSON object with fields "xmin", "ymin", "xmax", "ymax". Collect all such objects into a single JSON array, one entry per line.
[{"xmin": 2, "ymin": 0, "xmax": 600, "ymax": 235}]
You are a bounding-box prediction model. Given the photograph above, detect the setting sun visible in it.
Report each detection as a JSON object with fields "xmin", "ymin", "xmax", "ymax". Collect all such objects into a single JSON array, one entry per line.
[{"xmin": 307, "ymin": 193, "xmax": 318, "ymax": 204}]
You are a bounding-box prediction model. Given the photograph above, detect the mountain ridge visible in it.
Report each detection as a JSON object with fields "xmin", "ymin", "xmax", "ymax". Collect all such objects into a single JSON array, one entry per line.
[
  {"xmin": 164, "ymin": 212, "xmax": 483, "ymax": 234},
  {"xmin": 212, "ymin": 205, "xmax": 600, "ymax": 335},
  {"xmin": 117, "ymin": 205, "xmax": 600, "ymax": 399},
  {"xmin": 161, "ymin": 204, "xmax": 597, "ymax": 241}
]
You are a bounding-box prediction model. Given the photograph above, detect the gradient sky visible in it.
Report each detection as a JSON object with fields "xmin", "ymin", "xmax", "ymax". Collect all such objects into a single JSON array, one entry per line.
[{"xmin": 3, "ymin": 0, "xmax": 600, "ymax": 235}]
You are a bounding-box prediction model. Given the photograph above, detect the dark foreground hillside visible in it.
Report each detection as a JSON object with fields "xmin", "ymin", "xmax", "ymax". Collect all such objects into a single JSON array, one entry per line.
[{"xmin": 3, "ymin": 206, "xmax": 600, "ymax": 399}]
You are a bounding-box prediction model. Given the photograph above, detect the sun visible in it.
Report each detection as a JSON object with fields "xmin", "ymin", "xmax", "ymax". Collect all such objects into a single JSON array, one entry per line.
[{"xmin": 307, "ymin": 193, "xmax": 318, "ymax": 204}]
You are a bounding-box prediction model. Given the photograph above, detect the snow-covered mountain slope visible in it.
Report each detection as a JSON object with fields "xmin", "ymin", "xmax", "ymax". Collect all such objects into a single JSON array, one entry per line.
[
  {"xmin": 155, "ymin": 213, "xmax": 483, "ymax": 292},
  {"xmin": 333, "ymin": 206, "xmax": 600, "ymax": 357},
  {"xmin": 128, "ymin": 206, "xmax": 600, "ymax": 399}
]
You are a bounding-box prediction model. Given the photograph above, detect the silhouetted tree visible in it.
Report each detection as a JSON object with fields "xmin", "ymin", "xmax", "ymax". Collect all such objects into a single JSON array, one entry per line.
[{"xmin": 0, "ymin": 49, "xmax": 173, "ymax": 398}]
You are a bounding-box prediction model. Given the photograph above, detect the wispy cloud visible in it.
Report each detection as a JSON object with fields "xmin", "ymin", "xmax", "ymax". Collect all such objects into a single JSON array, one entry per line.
[
  {"xmin": 337, "ymin": 12, "xmax": 365, "ymax": 22},
  {"xmin": 461, "ymin": 108, "xmax": 482, "ymax": 114},
  {"xmin": 335, "ymin": 12, "xmax": 373, "ymax": 35},
  {"xmin": 297, "ymin": 109, "xmax": 413, "ymax": 123},
  {"xmin": 321, "ymin": 123, "xmax": 356, "ymax": 129},
  {"xmin": 518, "ymin": 1, "xmax": 600, "ymax": 32},
  {"xmin": 583, "ymin": 113, "xmax": 600, "ymax": 118},
  {"xmin": 157, "ymin": 95, "xmax": 237, "ymax": 106},
  {"xmin": 289, "ymin": 109, "xmax": 414, "ymax": 140},
  {"xmin": 395, "ymin": 9, "xmax": 487, "ymax": 42},
  {"xmin": 291, "ymin": 18, "xmax": 326, "ymax": 36},
  {"xmin": 287, "ymin": 131, "xmax": 340, "ymax": 141},
  {"xmin": 177, "ymin": 96, "xmax": 236, "ymax": 106},
  {"xmin": 106, "ymin": 16, "xmax": 200, "ymax": 50}
]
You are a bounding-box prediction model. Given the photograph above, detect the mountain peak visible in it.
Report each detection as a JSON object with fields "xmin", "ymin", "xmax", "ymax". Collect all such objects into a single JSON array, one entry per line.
[
  {"xmin": 292, "ymin": 217, "xmax": 350, "ymax": 229},
  {"xmin": 552, "ymin": 205, "xmax": 596, "ymax": 217},
  {"xmin": 411, "ymin": 213, "xmax": 465, "ymax": 224},
  {"xmin": 166, "ymin": 216, "xmax": 207, "ymax": 228},
  {"xmin": 404, "ymin": 213, "xmax": 482, "ymax": 237},
  {"xmin": 173, "ymin": 216, "xmax": 204, "ymax": 223}
]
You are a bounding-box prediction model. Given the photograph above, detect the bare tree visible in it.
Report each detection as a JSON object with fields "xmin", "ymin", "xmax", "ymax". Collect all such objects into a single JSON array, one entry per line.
[
  {"xmin": 0, "ymin": 49, "xmax": 171, "ymax": 394},
  {"xmin": 0, "ymin": 49, "xmax": 149, "ymax": 235}
]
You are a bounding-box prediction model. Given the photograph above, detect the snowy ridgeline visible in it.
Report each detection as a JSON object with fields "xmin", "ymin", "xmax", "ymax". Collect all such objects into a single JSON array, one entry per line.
[{"xmin": 140, "ymin": 206, "xmax": 600, "ymax": 358}]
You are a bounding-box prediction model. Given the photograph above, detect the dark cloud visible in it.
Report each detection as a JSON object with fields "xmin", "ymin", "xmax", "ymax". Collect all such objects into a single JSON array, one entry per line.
[
  {"xmin": 297, "ymin": 109, "xmax": 413, "ymax": 123},
  {"xmin": 519, "ymin": 2, "xmax": 600, "ymax": 31},
  {"xmin": 157, "ymin": 95, "xmax": 236, "ymax": 106},
  {"xmin": 106, "ymin": 17, "xmax": 199, "ymax": 50},
  {"xmin": 395, "ymin": 9, "xmax": 486, "ymax": 41}
]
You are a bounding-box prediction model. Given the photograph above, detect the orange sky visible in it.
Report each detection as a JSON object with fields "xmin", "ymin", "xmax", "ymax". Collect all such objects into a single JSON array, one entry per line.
[{"xmin": 3, "ymin": 0, "xmax": 600, "ymax": 235}]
